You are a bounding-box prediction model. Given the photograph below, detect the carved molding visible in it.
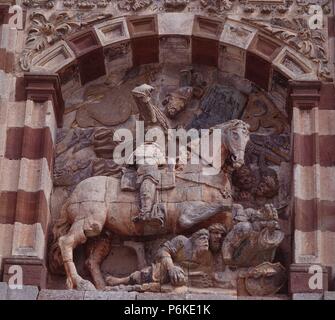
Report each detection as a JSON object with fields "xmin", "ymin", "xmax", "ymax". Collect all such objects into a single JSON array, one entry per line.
[
  {"xmin": 242, "ymin": 17, "xmax": 331, "ymax": 80},
  {"xmin": 24, "ymin": 72, "xmax": 65, "ymax": 126}
]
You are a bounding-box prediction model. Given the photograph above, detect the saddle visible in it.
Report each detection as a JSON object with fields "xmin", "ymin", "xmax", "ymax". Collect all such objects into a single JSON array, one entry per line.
[{"xmin": 121, "ymin": 168, "xmax": 176, "ymax": 192}]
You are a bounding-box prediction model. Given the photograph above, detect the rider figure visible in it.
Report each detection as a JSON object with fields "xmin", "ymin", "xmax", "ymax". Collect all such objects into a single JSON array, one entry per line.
[
  {"xmin": 131, "ymin": 142, "xmax": 166, "ymax": 224},
  {"xmin": 130, "ymin": 84, "xmax": 172, "ymax": 226}
]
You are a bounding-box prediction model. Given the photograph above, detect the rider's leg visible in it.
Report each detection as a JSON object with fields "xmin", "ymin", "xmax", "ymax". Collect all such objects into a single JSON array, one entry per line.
[{"xmin": 139, "ymin": 178, "xmax": 157, "ymax": 218}]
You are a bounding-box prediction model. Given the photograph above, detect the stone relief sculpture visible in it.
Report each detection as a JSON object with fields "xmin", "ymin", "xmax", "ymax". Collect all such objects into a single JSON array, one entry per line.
[
  {"xmin": 117, "ymin": 0, "xmax": 153, "ymax": 11},
  {"xmin": 201, "ymin": 0, "xmax": 234, "ymax": 13},
  {"xmin": 49, "ymin": 84, "xmax": 251, "ymax": 291},
  {"xmin": 232, "ymin": 166, "xmax": 280, "ymax": 207},
  {"xmin": 20, "ymin": 11, "xmax": 112, "ymax": 71},
  {"xmin": 241, "ymin": 93, "xmax": 289, "ymax": 135},
  {"xmin": 164, "ymin": 0, "xmax": 190, "ymax": 10},
  {"xmin": 243, "ymin": 16, "xmax": 331, "ymax": 80},
  {"xmin": 105, "ymin": 224, "xmax": 226, "ymax": 289},
  {"xmin": 48, "ymin": 62, "xmax": 291, "ymax": 296},
  {"xmin": 221, "ymin": 204, "xmax": 284, "ymax": 267},
  {"xmin": 163, "ymin": 86, "xmax": 193, "ymax": 119}
]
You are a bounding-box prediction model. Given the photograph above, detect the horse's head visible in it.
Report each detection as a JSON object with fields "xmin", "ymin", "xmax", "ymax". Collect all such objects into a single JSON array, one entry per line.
[
  {"xmin": 132, "ymin": 84, "xmax": 154, "ymax": 104},
  {"xmin": 220, "ymin": 119, "xmax": 250, "ymax": 169}
]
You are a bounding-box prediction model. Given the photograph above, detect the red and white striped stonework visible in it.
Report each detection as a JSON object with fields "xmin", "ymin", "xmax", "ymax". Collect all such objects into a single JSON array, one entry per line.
[
  {"xmin": 0, "ymin": 6, "xmax": 61, "ymax": 285},
  {"xmin": 290, "ymin": 81, "xmax": 335, "ymax": 293}
]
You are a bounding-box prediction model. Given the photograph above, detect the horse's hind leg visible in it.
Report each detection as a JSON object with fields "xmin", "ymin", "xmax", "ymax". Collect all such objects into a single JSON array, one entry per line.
[{"xmin": 85, "ymin": 231, "xmax": 113, "ymax": 290}]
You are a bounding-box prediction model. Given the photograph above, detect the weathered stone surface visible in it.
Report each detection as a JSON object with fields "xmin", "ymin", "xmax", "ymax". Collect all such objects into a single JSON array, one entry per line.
[
  {"xmin": 186, "ymin": 293, "xmax": 237, "ymax": 300},
  {"xmin": 38, "ymin": 289, "xmax": 85, "ymax": 300},
  {"xmin": 7, "ymin": 285, "xmax": 39, "ymax": 300},
  {"xmin": 190, "ymin": 84, "xmax": 246, "ymax": 129},
  {"xmin": 238, "ymin": 295, "xmax": 289, "ymax": 300},
  {"xmin": 324, "ymin": 291, "xmax": 335, "ymax": 300},
  {"xmin": 76, "ymin": 85, "xmax": 133, "ymax": 127},
  {"xmin": 292, "ymin": 293, "xmax": 324, "ymax": 300},
  {"xmin": 0, "ymin": 282, "xmax": 8, "ymax": 300},
  {"xmin": 136, "ymin": 293, "xmax": 185, "ymax": 300},
  {"xmin": 84, "ymin": 291, "xmax": 136, "ymax": 300}
]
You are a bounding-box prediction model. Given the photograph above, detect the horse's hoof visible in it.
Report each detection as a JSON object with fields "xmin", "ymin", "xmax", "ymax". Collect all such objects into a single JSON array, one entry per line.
[{"xmin": 77, "ymin": 279, "xmax": 96, "ymax": 291}]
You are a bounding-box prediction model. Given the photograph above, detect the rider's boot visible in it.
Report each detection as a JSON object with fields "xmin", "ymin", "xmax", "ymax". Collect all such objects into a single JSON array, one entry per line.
[{"xmin": 133, "ymin": 179, "xmax": 156, "ymax": 223}]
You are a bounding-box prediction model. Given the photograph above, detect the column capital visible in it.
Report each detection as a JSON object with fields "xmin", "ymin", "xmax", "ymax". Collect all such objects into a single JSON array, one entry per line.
[
  {"xmin": 287, "ymin": 80, "xmax": 322, "ymax": 119},
  {"xmin": 24, "ymin": 73, "xmax": 64, "ymax": 127}
]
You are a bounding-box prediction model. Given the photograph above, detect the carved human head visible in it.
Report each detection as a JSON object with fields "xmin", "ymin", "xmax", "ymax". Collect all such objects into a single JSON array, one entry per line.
[
  {"xmin": 232, "ymin": 165, "xmax": 255, "ymax": 191},
  {"xmin": 255, "ymin": 169, "xmax": 279, "ymax": 198},
  {"xmin": 162, "ymin": 87, "xmax": 193, "ymax": 118},
  {"xmin": 191, "ymin": 228, "xmax": 210, "ymax": 253},
  {"xmin": 208, "ymin": 223, "xmax": 226, "ymax": 253}
]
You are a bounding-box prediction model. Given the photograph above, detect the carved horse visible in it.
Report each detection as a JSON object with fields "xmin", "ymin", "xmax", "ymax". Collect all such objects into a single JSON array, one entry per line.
[{"xmin": 49, "ymin": 119, "xmax": 250, "ymax": 290}]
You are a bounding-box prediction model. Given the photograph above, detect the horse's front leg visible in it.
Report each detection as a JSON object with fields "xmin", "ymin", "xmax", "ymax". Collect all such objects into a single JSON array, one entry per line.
[
  {"xmin": 59, "ymin": 203, "xmax": 108, "ymax": 290},
  {"xmin": 58, "ymin": 221, "xmax": 96, "ymax": 291}
]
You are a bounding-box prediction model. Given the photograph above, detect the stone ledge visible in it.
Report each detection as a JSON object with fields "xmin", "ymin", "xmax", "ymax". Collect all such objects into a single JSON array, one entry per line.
[
  {"xmin": 0, "ymin": 284, "xmax": 321, "ymax": 300},
  {"xmin": 324, "ymin": 291, "xmax": 335, "ymax": 300},
  {"xmin": 0, "ymin": 282, "xmax": 39, "ymax": 300},
  {"xmin": 292, "ymin": 293, "xmax": 324, "ymax": 300}
]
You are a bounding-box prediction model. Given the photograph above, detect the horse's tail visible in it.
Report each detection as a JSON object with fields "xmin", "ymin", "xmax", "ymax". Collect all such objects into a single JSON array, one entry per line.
[{"xmin": 48, "ymin": 201, "xmax": 71, "ymax": 275}]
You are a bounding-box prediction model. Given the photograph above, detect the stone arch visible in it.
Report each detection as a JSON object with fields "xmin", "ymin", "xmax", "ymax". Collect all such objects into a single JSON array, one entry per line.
[{"xmin": 26, "ymin": 13, "xmax": 320, "ymax": 97}]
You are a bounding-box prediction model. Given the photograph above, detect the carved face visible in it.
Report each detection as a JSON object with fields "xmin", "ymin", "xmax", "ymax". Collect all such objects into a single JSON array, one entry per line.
[
  {"xmin": 232, "ymin": 165, "xmax": 255, "ymax": 191},
  {"xmin": 193, "ymin": 233, "xmax": 210, "ymax": 254},
  {"xmin": 255, "ymin": 175, "xmax": 279, "ymax": 198},
  {"xmin": 164, "ymin": 95, "xmax": 186, "ymax": 118},
  {"xmin": 209, "ymin": 230, "xmax": 224, "ymax": 253},
  {"xmin": 225, "ymin": 124, "xmax": 250, "ymax": 169},
  {"xmin": 163, "ymin": 87, "xmax": 193, "ymax": 118}
]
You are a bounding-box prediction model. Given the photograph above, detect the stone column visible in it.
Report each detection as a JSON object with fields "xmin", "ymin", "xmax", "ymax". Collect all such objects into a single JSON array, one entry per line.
[
  {"xmin": 0, "ymin": 0, "xmax": 20, "ymax": 277},
  {"xmin": 1, "ymin": 73, "xmax": 63, "ymax": 288},
  {"xmin": 289, "ymin": 80, "xmax": 335, "ymax": 294}
]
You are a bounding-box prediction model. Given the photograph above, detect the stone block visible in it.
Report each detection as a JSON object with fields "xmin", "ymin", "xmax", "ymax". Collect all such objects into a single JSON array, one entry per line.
[
  {"xmin": 220, "ymin": 19, "xmax": 256, "ymax": 50},
  {"xmin": 158, "ymin": 13, "xmax": 194, "ymax": 36},
  {"xmin": 94, "ymin": 17, "xmax": 130, "ymax": 47},
  {"xmin": 30, "ymin": 41, "xmax": 76, "ymax": 74},
  {"xmin": 272, "ymin": 47, "xmax": 316, "ymax": 81}
]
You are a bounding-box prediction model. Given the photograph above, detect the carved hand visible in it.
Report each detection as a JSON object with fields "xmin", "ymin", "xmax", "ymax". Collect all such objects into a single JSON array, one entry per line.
[{"xmin": 168, "ymin": 265, "xmax": 186, "ymax": 286}]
